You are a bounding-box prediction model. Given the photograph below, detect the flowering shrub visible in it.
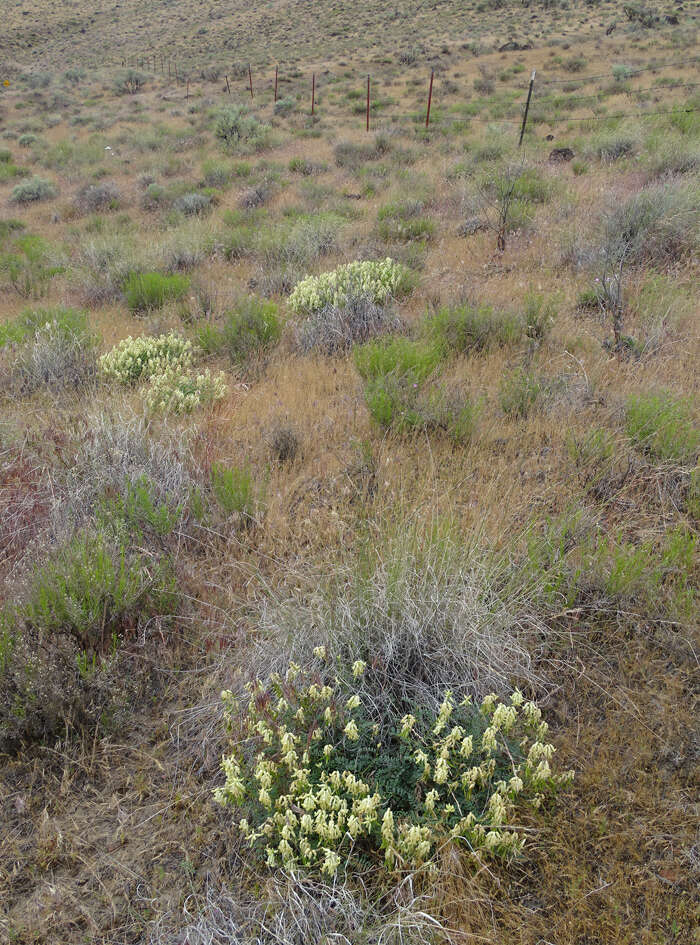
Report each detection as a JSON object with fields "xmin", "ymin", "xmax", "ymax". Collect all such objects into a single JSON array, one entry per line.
[
  {"xmin": 215, "ymin": 661, "xmax": 573, "ymax": 876},
  {"xmin": 288, "ymin": 259, "xmax": 411, "ymax": 316},
  {"xmin": 145, "ymin": 366, "xmax": 227, "ymax": 415},
  {"xmin": 99, "ymin": 332, "xmax": 194, "ymax": 384}
]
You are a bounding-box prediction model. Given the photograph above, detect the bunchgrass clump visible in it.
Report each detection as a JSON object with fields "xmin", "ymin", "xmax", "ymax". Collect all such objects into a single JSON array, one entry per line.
[
  {"xmin": 298, "ymin": 293, "xmax": 401, "ymax": 355},
  {"xmin": 0, "ymin": 308, "xmax": 99, "ymax": 395}
]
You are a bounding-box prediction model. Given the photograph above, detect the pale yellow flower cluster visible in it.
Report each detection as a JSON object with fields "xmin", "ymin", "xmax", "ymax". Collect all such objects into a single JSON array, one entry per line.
[
  {"xmin": 100, "ymin": 331, "xmax": 227, "ymax": 415},
  {"xmin": 288, "ymin": 259, "xmax": 409, "ymax": 316},
  {"xmin": 214, "ymin": 671, "xmax": 574, "ymax": 877},
  {"xmin": 99, "ymin": 332, "xmax": 194, "ymax": 384},
  {"xmin": 145, "ymin": 366, "xmax": 227, "ymax": 415}
]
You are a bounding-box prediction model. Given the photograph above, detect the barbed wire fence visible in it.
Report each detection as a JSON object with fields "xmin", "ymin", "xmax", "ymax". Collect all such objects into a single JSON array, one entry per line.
[{"xmin": 102, "ymin": 49, "xmax": 700, "ymax": 141}]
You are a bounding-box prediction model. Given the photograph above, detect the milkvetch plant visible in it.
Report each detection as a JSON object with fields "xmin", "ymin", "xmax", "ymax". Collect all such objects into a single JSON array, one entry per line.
[
  {"xmin": 214, "ymin": 661, "xmax": 573, "ymax": 876},
  {"xmin": 288, "ymin": 259, "xmax": 411, "ymax": 316},
  {"xmin": 99, "ymin": 332, "xmax": 194, "ymax": 384},
  {"xmin": 145, "ymin": 366, "xmax": 227, "ymax": 415}
]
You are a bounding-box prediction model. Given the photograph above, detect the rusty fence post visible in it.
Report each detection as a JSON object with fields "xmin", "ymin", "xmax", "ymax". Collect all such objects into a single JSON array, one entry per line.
[
  {"xmin": 425, "ymin": 68, "xmax": 434, "ymax": 128},
  {"xmin": 225, "ymin": 74, "xmax": 231, "ymax": 94},
  {"xmin": 312, "ymin": 72, "xmax": 315, "ymax": 115},
  {"xmin": 366, "ymin": 74, "xmax": 370, "ymax": 132},
  {"xmin": 274, "ymin": 65, "xmax": 278, "ymax": 102},
  {"xmin": 518, "ymin": 70, "xmax": 536, "ymax": 147},
  {"xmin": 248, "ymin": 64, "xmax": 254, "ymax": 100}
]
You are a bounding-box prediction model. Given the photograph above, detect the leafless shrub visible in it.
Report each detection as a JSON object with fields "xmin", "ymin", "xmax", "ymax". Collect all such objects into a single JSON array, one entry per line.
[
  {"xmin": 0, "ymin": 318, "xmax": 98, "ymax": 396},
  {"xmin": 74, "ymin": 235, "xmax": 143, "ymax": 304},
  {"xmin": 297, "ymin": 293, "xmax": 402, "ymax": 354},
  {"xmin": 74, "ymin": 180, "xmax": 121, "ymax": 214},
  {"xmin": 65, "ymin": 410, "xmax": 197, "ymax": 514}
]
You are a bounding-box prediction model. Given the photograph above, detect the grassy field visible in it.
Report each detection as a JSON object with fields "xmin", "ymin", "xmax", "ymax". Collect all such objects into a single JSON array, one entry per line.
[{"xmin": 0, "ymin": 1, "xmax": 698, "ymax": 942}]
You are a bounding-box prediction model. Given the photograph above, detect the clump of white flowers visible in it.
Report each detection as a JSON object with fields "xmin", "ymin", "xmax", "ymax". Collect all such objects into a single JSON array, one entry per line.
[
  {"xmin": 214, "ymin": 669, "xmax": 573, "ymax": 877},
  {"xmin": 100, "ymin": 332, "xmax": 227, "ymax": 414},
  {"xmin": 288, "ymin": 259, "xmax": 411, "ymax": 316},
  {"xmin": 145, "ymin": 366, "xmax": 228, "ymax": 415},
  {"xmin": 99, "ymin": 332, "xmax": 194, "ymax": 384}
]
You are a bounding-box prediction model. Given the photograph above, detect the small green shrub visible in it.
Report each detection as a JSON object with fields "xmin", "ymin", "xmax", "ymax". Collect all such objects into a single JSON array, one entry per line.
[
  {"xmin": 377, "ymin": 201, "xmax": 435, "ymax": 243},
  {"xmin": 25, "ymin": 531, "xmax": 176, "ymax": 654},
  {"xmin": 523, "ymin": 291, "xmax": 558, "ymax": 343},
  {"xmin": 98, "ymin": 476, "xmax": 185, "ymax": 541},
  {"xmin": 211, "ymin": 462, "xmax": 256, "ymax": 520},
  {"xmin": 197, "ymin": 297, "xmax": 281, "ymax": 364},
  {"xmin": 427, "ymin": 302, "xmax": 522, "ymax": 355},
  {"xmin": 0, "ymin": 308, "xmax": 49, "ymax": 348},
  {"xmin": 274, "ymin": 96, "xmax": 296, "ymax": 117},
  {"xmin": 354, "ymin": 337, "xmax": 442, "ymax": 383},
  {"xmin": 625, "ymin": 392, "xmax": 699, "ymax": 465},
  {"xmin": 114, "ymin": 69, "xmax": 147, "ymax": 95},
  {"xmin": 123, "ymin": 271, "xmax": 190, "ymax": 313},
  {"xmin": 0, "ymin": 234, "xmax": 65, "ymax": 299},
  {"xmin": 10, "ymin": 176, "xmax": 56, "ymax": 204},
  {"xmin": 214, "ymin": 105, "xmax": 271, "ymax": 152},
  {"xmin": 201, "ymin": 159, "xmax": 233, "ymax": 188},
  {"xmin": 215, "ymin": 667, "xmax": 572, "ymax": 874},
  {"xmin": 364, "ymin": 376, "xmax": 477, "ymax": 442}
]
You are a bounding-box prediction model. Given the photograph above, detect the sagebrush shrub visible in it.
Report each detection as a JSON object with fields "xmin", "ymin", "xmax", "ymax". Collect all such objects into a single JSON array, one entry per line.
[
  {"xmin": 10, "ymin": 176, "xmax": 56, "ymax": 204},
  {"xmin": 214, "ymin": 106, "xmax": 271, "ymax": 151},
  {"xmin": 74, "ymin": 181, "xmax": 121, "ymax": 214},
  {"xmin": 215, "ymin": 664, "xmax": 572, "ymax": 874}
]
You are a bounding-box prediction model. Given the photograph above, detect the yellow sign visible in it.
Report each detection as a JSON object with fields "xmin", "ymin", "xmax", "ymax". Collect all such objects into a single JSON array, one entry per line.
[{"xmin": 2, "ymin": 80, "xmax": 10, "ymax": 87}]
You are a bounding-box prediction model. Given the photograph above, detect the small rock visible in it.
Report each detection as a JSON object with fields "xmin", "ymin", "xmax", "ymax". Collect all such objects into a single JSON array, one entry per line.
[{"xmin": 549, "ymin": 147, "xmax": 575, "ymax": 163}]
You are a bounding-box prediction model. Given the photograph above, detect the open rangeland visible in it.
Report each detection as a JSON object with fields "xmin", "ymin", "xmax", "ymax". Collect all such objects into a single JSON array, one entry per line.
[{"xmin": 0, "ymin": 1, "xmax": 698, "ymax": 943}]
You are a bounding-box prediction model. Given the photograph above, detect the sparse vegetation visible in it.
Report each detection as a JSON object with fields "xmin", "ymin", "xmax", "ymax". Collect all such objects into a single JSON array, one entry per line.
[{"xmin": 0, "ymin": 7, "xmax": 698, "ymax": 945}]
